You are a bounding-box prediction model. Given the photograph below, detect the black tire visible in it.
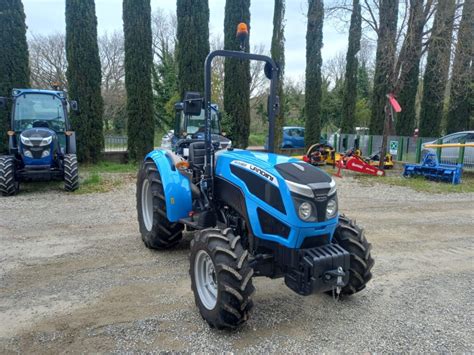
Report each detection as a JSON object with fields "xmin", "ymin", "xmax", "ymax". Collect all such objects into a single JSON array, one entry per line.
[
  {"xmin": 64, "ymin": 154, "xmax": 79, "ymax": 191},
  {"xmin": 0, "ymin": 155, "xmax": 19, "ymax": 196},
  {"xmin": 136, "ymin": 160, "xmax": 183, "ymax": 249},
  {"xmin": 331, "ymin": 215, "xmax": 374, "ymax": 295},
  {"xmin": 190, "ymin": 228, "xmax": 255, "ymax": 329}
]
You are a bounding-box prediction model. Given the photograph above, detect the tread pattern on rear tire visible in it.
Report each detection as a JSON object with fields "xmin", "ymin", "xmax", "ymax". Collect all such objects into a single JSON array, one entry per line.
[
  {"xmin": 190, "ymin": 228, "xmax": 255, "ymax": 330},
  {"xmin": 136, "ymin": 160, "xmax": 183, "ymax": 250},
  {"xmin": 332, "ymin": 214, "xmax": 374, "ymax": 295},
  {"xmin": 0, "ymin": 156, "xmax": 18, "ymax": 196},
  {"xmin": 64, "ymin": 154, "xmax": 79, "ymax": 191}
]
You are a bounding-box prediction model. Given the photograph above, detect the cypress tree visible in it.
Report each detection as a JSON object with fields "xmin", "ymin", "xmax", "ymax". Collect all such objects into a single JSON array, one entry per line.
[
  {"xmin": 65, "ymin": 0, "xmax": 103, "ymax": 163},
  {"xmin": 224, "ymin": 0, "xmax": 251, "ymax": 148},
  {"xmin": 419, "ymin": 0, "xmax": 456, "ymax": 137},
  {"xmin": 305, "ymin": 0, "xmax": 324, "ymax": 148},
  {"xmin": 357, "ymin": 61, "xmax": 370, "ymax": 100},
  {"xmin": 340, "ymin": 0, "xmax": 361, "ymax": 134},
  {"xmin": 153, "ymin": 48, "xmax": 178, "ymax": 128},
  {"xmin": 176, "ymin": 0, "xmax": 210, "ymax": 97},
  {"xmin": 271, "ymin": 0, "xmax": 286, "ymax": 150},
  {"xmin": 369, "ymin": 0, "xmax": 398, "ymax": 135},
  {"xmin": 396, "ymin": 0, "xmax": 425, "ymax": 136},
  {"xmin": 0, "ymin": 0, "xmax": 30, "ymax": 153},
  {"xmin": 446, "ymin": 0, "xmax": 473, "ymax": 133},
  {"xmin": 123, "ymin": 0, "xmax": 154, "ymax": 161}
]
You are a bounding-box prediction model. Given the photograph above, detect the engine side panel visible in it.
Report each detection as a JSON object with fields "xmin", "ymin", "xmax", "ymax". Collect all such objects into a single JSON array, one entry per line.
[{"xmin": 145, "ymin": 149, "xmax": 192, "ymax": 222}]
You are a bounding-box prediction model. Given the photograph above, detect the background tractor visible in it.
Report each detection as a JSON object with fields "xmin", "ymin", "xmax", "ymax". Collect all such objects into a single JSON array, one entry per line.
[
  {"xmin": 136, "ymin": 24, "xmax": 373, "ymax": 329},
  {"xmin": 0, "ymin": 88, "xmax": 79, "ymax": 196},
  {"xmin": 161, "ymin": 101, "xmax": 231, "ymax": 155}
]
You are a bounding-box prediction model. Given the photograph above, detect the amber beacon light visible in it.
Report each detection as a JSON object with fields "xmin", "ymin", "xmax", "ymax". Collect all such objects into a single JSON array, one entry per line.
[{"xmin": 236, "ymin": 22, "xmax": 248, "ymax": 49}]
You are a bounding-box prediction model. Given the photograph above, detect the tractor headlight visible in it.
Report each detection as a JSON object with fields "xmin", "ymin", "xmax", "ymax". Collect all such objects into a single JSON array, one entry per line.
[
  {"xmin": 328, "ymin": 179, "xmax": 336, "ymax": 196},
  {"xmin": 40, "ymin": 136, "xmax": 52, "ymax": 146},
  {"xmin": 298, "ymin": 202, "xmax": 313, "ymax": 220},
  {"xmin": 326, "ymin": 197, "xmax": 338, "ymax": 219},
  {"xmin": 42, "ymin": 150, "xmax": 50, "ymax": 158},
  {"xmin": 20, "ymin": 135, "xmax": 33, "ymax": 146},
  {"xmin": 24, "ymin": 150, "xmax": 33, "ymax": 158}
]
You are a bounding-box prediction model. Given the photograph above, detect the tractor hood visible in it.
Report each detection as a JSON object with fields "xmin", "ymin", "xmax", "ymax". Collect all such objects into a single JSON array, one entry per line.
[
  {"xmin": 216, "ymin": 149, "xmax": 333, "ymax": 188},
  {"xmin": 19, "ymin": 128, "xmax": 58, "ymax": 165},
  {"xmin": 20, "ymin": 127, "xmax": 57, "ymax": 146}
]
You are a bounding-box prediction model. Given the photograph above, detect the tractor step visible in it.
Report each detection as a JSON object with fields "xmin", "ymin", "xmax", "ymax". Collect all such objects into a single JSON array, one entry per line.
[{"xmin": 284, "ymin": 244, "xmax": 350, "ymax": 296}]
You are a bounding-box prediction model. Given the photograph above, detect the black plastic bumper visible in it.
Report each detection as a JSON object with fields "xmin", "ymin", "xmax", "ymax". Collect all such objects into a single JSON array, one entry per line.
[{"xmin": 284, "ymin": 244, "xmax": 350, "ymax": 295}]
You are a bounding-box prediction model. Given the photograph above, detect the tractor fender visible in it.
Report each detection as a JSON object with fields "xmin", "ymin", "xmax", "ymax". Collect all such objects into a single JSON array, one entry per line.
[{"xmin": 144, "ymin": 149, "xmax": 192, "ymax": 222}]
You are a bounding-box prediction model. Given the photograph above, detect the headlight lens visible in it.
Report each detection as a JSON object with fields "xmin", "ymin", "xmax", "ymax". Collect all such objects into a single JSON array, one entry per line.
[
  {"xmin": 40, "ymin": 136, "xmax": 52, "ymax": 146},
  {"xmin": 42, "ymin": 150, "xmax": 50, "ymax": 158},
  {"xmin": 23, "ymin": 150, "xmax": 33, "ymax": 158},
  {"xmin": 20, "ymin": 135, "xmax": 33, "ymax": 146},
  {"xmin": 326, "ymin": 197, "xmax": 338, "ymax": 219},
  {"xmin": 298, "ymin": 202, "xmax": 313, "ymax": 220}
]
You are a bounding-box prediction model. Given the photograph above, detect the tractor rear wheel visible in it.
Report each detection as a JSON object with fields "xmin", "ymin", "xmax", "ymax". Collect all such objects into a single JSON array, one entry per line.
[
  {"xmin": 190, "ymin": 228, "xmax": 255, "ymax": 329},
  {"xmin": 136, "ymin": 160, "xmax": 183, "ymax": 249},
  {"xmin": 331, "ymin": 215, "xmax": 374, "ymax": 295},
  {"xmin": 0, "ymin": 155, "xmax": 19, "ymax": 196},
  {"xmin": 64, "ymin": 154, "xmax": 79, "ymax": 191}
]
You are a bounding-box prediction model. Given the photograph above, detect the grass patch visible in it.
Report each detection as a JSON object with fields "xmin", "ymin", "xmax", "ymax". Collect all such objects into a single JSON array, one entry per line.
[
  {"xmin": 353, "ymin": 171, "xmax": 474, "ymax": 194},
  {"xmin": 74, "ymin": 161, "xmax": 137, "ymax": 194},
  {"xmin": 80, "ymin": 161, "xmax": 138, "ymax": 174}
]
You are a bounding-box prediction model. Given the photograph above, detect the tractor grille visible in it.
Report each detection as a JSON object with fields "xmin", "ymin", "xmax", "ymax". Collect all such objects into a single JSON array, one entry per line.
[{"xmin": 257, "ymin": 208, "xmax": 290, "ymax": 238}]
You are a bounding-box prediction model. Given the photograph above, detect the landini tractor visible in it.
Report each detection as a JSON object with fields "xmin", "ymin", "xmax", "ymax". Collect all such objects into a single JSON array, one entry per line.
[
  {"xmin": 161, "ymin": 102, "xmax": 231, "ymax": 154},
  {"xmin": 136, "ymin": 24, "xmax": 373, "ymax": 329},
  {"xmin": 0, "ymin": 88, "xmax": 79, "ymax": 196}
]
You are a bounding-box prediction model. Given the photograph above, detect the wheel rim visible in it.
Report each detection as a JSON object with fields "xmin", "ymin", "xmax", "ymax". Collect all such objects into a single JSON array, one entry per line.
[
  {"xmin": 141, "ymin": 179, "xmax": 153, "ymax": 232},
  {"xmin": 194, "ymin": 250, "xmax": 218, "ymax": 310}
]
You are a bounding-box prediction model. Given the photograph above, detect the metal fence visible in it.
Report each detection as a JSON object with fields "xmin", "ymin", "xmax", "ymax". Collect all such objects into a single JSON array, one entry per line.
[{"xmin": 104, "ymin": 135, "xmax": 128, "ymax": 152}]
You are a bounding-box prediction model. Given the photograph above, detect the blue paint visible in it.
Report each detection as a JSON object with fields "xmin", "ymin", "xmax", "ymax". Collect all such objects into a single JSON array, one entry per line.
[
  {"xmin": 145, "ymin": 150, "xmax": 193, "ymax": 222},
  {"xmin": 215, "ymin": 149, "xmax": 338, "ymax": 248}
]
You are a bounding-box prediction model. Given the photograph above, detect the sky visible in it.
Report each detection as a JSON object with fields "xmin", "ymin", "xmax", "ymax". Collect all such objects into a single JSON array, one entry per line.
[{"xmin": 22, "ymin": 0, "xmax": 349, "ymax": 81}]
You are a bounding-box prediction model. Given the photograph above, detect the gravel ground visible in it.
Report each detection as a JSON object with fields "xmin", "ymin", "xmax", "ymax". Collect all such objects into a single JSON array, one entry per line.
[{"xmin": 0, "ymin": 175, "xmax": 473, "ymax": 353}]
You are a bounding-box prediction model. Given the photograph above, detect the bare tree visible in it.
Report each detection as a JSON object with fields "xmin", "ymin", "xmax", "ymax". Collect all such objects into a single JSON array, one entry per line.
[
  {"xmin": 29, "ymin": 33, "xmax": 68, "ymax": 89},
  {"xmin": 99, "ymin": 31, "xmax": 125, "ymax": 92},
  {"xmin": 151, "ymin": 8, "xmax": 177, "ymax": 63},
  {"xmin": 98, "ymin": 31, "xmax": 126, "ymax": 132},
  {"xmin": 322, "ymin": 51, "xmax": 347, "ymax": 84}
]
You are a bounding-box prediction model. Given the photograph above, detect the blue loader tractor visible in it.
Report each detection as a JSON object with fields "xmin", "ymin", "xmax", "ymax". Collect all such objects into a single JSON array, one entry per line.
[
  {"xmin": 136, "ymin": 24, "xmax": 373, "ymax": 329},
  {"xmin": 0, "ymin": 88, "xmax": 79, "ymax": 196}
]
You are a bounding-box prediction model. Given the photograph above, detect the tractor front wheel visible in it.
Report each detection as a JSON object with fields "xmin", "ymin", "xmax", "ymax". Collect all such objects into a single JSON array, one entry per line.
[
  {"xmin": 190, "ymin": 228, "xmax": 255, "ymax": 329},
  {"xmin": 0, "ymin": 155, "xmax": 19, "ymax": 196},
  {"xmin": 136, "ymin": 160, "xmax": 183, "ymax": 249},
  {"xmin": 331, "ymin": 215, "xmax": 374, "ymax": 295},
  {"xmin": 64, "ymin": 154, "xmax": 79, "ymax": 191}
]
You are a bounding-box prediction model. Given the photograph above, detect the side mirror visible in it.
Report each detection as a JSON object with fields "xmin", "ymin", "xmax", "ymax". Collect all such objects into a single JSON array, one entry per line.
[
  {"xmin": 183, "ymin": 91, "xmax": 203, "ymax": 116},
  {"xmin": 0, "ymin": 97, "xmax": 7, "ymax": 109},
  {"xmin": 174, "ymin": 102, "xmax": 184, "ymax": 112},
  {"xmin": 264, "ymin": 61, "xmax": 280, "ymax": 80},
  {"xmin": 70, "ymin": 100, "xmax": 79, "ymax": 112}
]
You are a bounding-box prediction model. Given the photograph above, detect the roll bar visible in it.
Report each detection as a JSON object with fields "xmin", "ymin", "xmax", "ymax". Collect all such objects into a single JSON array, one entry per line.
[{"xmin": 203, "ymin": 50, "xmax": 280, "ymax": 184}]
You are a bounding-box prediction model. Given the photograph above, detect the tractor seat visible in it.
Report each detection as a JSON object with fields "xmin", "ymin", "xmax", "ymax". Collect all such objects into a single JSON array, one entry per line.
[{"xmin": 188, "ymin": 141, "xmax": 206, "ymax": 171}]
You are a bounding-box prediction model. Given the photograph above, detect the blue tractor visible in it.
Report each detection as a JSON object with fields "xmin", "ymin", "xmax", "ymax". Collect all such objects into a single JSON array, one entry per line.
[
  {"xmin": 136, "ymin": 24, "xmax": 373, "ymax": 329},
  {"xmin": 161, "ymin": 101, "xmax": 232, "ymax": 154},
  {"xmin": 0, "ymin": 88, "xmax": 79, "ymax": 196}
]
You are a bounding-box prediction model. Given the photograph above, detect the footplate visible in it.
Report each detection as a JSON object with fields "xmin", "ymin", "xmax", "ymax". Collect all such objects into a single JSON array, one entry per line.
[{"xmin": 284, "ymin": 244, "xmax": 350, "ymax": 296}]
